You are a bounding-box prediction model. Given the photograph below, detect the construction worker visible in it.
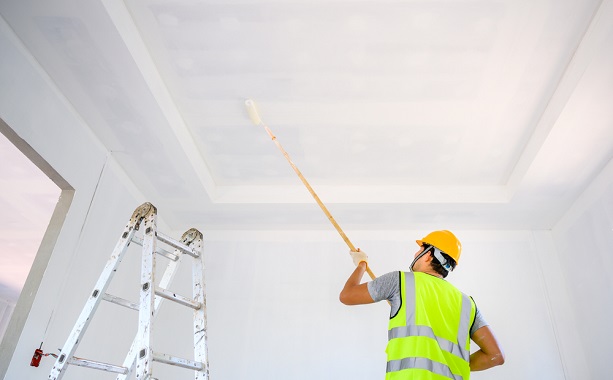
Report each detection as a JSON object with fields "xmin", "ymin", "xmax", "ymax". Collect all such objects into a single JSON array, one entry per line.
[{"xmin": 340, "ymin": 230, "xmax": 504, "ymax": 379}]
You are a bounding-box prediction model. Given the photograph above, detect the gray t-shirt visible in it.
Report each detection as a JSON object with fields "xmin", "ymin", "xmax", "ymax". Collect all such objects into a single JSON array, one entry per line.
[{"xmin": 367, "ymin": 271, "xmax": 488, "ymax": 336}]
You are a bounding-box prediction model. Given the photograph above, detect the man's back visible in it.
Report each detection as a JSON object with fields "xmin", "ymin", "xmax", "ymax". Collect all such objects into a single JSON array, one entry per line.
[{"xmin": 386, "ymin": 271, "xmax": 475, "ymax": 379}]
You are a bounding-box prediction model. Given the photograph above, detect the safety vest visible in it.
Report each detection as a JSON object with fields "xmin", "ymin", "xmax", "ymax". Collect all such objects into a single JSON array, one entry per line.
[{"xmin": 386, "ymin": 272, "xmax": 476, "ymax": 380}]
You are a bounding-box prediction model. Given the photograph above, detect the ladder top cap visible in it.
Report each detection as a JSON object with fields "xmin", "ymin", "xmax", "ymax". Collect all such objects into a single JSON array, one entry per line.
[
  {"xmin": 181, "ymin": 228, "xmax": 203, "ymax": 243},
  {"xmin": 131, "ymin": 202, "xmax": 157, "ymax": 221}
]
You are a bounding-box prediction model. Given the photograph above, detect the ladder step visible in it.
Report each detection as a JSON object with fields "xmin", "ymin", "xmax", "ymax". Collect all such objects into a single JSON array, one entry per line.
[
  {"xmin": 102, "ymin": 293, "xmax": 139, "ymax": 310},
  {"xmin": 157, "ymin": 231, "xmax": 200, "ymax": 258},
  {"xmin": 131, "ymin": 236, "xmax": 179, "ymax": 261},
  {"xmin": 152, "ymin": 351, "xmax": 204, "ymax": 371},
  {"xmin": 67, "ymin": 356, "xmax": 128, "ymax": 374},
  {"xmin": 155, "ymin": 287, "xmax": 201, "ymax": 309}
]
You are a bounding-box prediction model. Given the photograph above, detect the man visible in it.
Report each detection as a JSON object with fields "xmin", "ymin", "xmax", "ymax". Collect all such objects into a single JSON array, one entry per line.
[{"xmin": 340, "ymin": 230, "xmax": 504, "ymax": 379}]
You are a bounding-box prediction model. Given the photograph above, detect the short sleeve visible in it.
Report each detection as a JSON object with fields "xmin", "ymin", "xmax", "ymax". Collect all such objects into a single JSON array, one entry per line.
[
  {"xmin": 367, "ymin": 271, "xmax": 402, "ymax": 316},
  {"xmin": 470, "ymin": 307, "xmax": 489, "ymax": 336}
]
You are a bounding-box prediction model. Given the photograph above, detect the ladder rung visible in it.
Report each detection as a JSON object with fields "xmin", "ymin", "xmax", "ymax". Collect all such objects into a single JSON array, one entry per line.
[
  {"xmin": 102, "ymin": 293, "xmax": 139, "ymax": 310},
  {"xmin": 131, "ymin": 236, "xmax": 179, "ymax": 261},
  {"xmin": 152, "ymin": 351, "xmax": 204, "ymax": 371},
  {"xmin": 157, "ymin": 232, "xmax": 200, "ymax": 258},
  {"xmin": 154, "ymin": 287, "xmax": 201, "ymax": 309},
  {"xmin": 68, "ymin": 356, "xmax": 128, "ymax": 374}
]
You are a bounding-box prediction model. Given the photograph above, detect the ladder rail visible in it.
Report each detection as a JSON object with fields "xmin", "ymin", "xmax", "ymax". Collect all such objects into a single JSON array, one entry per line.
[
  {"xmin": 192, "ymin": 231, "xmax": 209, "ymax": 380},
  {"xmin": 48, "ymin": 227, "xmax": 137, "ymax": 380},
  {"xmin": 134, "ymin": 210, "xmax": 157, "ymax": 380}
]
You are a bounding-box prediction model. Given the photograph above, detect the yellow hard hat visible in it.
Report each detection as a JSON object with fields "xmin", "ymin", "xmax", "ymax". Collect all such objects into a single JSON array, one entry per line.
[{"xmin": 416, "ymin": 230, "xmax": 462, "ymax": 264}]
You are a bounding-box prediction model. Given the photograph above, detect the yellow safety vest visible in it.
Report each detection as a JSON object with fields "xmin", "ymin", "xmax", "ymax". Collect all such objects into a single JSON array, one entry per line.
[{"xmin": 386, "ymin": 272, "xmax": 476, "ymax": 380}]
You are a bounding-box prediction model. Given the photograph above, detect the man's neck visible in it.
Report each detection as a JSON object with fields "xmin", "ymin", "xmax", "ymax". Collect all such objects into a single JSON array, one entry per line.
[{"xmin": 418, "ymin": 270, "xmax": 443, "ymax": 279}]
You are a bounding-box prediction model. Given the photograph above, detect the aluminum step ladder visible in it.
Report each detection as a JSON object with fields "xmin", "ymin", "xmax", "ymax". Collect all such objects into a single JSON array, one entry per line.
[{"xmin": 48, "ymin": 202, "xmax": 209, "ymax": 380}]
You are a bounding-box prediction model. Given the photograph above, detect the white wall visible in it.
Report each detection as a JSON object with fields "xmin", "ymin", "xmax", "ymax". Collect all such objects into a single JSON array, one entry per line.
[
  {"xmin": 143, "ymin": 229, "xmax": 566, "ymax": 380},
  {"xmin": 549, "ymin": 158, "xmax": 613, "ymax": 379},
  {"xmin": 4, "ymin": 226, "xmax": 574, "ymax": 380},
  {"xmin": 14, "ymin": 229, "xmax": 568, "ymax": 380}
]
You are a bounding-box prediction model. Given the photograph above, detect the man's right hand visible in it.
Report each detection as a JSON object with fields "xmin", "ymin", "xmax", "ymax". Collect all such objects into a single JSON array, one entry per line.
[{"xmin": 350, "ymin": 249, "xmax": 368, "ymax": 267}]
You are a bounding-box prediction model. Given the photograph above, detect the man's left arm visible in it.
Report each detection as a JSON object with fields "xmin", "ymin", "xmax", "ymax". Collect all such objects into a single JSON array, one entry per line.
[{"xmin": 470, "ymin": 326, "xmax": 505, "ymax": 370}]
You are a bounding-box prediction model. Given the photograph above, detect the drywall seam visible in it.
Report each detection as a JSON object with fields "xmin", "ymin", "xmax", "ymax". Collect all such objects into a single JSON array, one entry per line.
[
  {"xmin": 531, "ymin": 230, "xmax": 591, "ymax": 379},
  {"xmin": 531, "ymin": 230, "xmax": 568, "ymax": 379}
]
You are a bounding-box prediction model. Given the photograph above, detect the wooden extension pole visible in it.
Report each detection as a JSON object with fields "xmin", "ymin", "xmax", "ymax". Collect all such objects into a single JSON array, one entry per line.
[
  {"xmin": 245, "ymin": 100, "xmax": 377, "ymax": 279},
  {"xmin": 260, "ymin": 124, "xmax": 377, "ymax": 281}
]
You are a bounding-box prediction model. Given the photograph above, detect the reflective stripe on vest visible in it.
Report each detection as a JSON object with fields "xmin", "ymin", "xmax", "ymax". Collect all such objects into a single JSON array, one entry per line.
[
  {"xmin": 386, "ymin": 272, "xmax": 476, "ymax": 380},
  {"xmin": 387, "ymin": 357, "xmax": 464, "ymax": 380}
]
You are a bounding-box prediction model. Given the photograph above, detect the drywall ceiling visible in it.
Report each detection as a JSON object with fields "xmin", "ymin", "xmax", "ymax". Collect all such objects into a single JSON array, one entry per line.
[{"xmin": 1, "ymin": 0, "xmax": 612, "ymax": 233}]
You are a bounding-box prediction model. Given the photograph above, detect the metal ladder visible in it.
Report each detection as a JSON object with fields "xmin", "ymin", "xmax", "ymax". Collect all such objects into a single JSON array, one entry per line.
[{"xmin": 48, "ymin": 202, "xmax": 209, "ymax": 380}]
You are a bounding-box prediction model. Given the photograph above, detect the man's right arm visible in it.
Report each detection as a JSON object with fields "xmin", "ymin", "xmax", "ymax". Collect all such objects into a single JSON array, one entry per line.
[
  {"xmin": 469, "ymin": 326, "xmax": 505, "ymax": 371},
  {"xmin": 339, "ymin": 262, "xmax": 374, "ymax": 305}
]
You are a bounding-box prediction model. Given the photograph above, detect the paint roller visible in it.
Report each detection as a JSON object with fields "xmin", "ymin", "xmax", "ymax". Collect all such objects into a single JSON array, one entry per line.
[{"xmin": 245, "ymin": 99, "xmax": 377, "ymax": 280}]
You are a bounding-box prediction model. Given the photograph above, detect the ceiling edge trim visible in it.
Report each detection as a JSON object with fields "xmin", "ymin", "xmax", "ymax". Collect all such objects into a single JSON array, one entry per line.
[
  {"xmin": 101, "ymin": 0, "xmax": 218, "ymax": 199},
  {"xmin": 214, "ymin": 184, "xmax": 510, "ymax": 204},
  {"xmin": 505, "ymin": 0, "xmax": 611, "ymax": 194}
]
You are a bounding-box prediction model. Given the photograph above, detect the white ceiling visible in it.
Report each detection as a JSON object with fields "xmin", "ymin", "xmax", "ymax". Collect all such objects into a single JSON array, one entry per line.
[{"xmin": 1, "ymin": 0, "xmax": 612, "ymax": 236}]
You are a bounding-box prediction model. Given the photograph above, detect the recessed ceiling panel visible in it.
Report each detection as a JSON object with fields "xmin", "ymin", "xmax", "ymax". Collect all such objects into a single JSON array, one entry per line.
[{"xmin": 125, "ymin": 0, "xmax": 601, "ymax": 190}]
